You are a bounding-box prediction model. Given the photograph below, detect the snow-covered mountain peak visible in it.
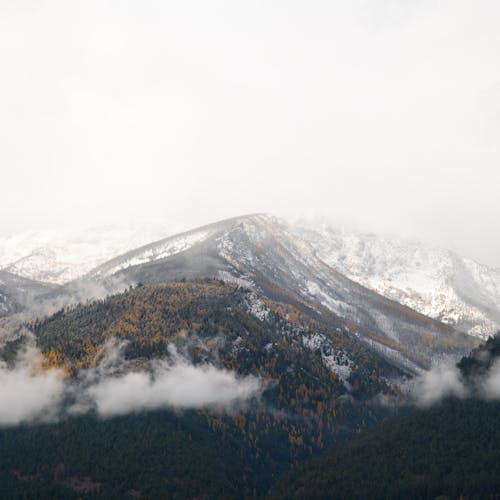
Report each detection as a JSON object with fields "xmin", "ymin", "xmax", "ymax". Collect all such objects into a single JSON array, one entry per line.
[
  {"xmin": 0, "ymin": 224, "xmax": 174, "ymax": 284},
  {"xmin": 1, "ymin": 213, "xmax": 499, "ymax": 342},
  {"xmin": 293, "ymin": 221, "xmax": 500, "ymax": 339}
]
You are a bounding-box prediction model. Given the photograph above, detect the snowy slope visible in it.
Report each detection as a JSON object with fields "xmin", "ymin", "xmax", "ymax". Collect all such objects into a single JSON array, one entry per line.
[
  {"xmin": 294, "ymin": 222, "xmax": 500, "ymax": 339},
  {"xmin": 3, "ymin": 214, "xmax": 497, "ymax": 345},
  {"xmin": 0, "ymin": 224, "xmax": 174, "ymax": 284},
  {"xmin": 0, "ymin": 270, "xmax": 55, "ymax": 317},
  {"xmin": 87, "ymin": 225, "xmax": 217, "ymax": 280},
  {"xmin": 86, "ymin": 214, "xmax": 476, "ymax": 372}
]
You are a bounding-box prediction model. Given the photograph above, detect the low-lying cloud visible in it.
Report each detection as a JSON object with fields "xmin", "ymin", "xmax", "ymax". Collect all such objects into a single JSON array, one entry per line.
[
  {"xmin": 413, "ymin": 363, "xmax": 468, "ymax": 406},
  {"xmin": 0, "ymin": 338, "xmax": 264, "ymax": 427},
  {"xmin": 83, "ymin": 360, "xmax": 261, "ymax": 417},
  {"xmin": 482, "ymin": 358, "xmax": 500, "ymax": 400},
  {"xmin": 0, "ymin": 345, "xmax": 65, "ymax": 426},
  {"xmin": 413, "ymin": 357, "xmax": 500, "ymax": 406}
]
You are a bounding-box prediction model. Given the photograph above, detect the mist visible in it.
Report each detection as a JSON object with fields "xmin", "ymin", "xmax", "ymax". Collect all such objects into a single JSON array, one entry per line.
[
  {"xmin": 412, "ymin": 363, "xmax": 468, "ymax": 407},
  {"xmin": 0, "ymin": 337, "xmax": 264, "ymax": 427},
  {"xmin": 482, "ymin": 358, "xmax": 500, "ymax": 399},
  {"xmin": 0, "ymin": 1, "xmax": 499, "ymax": 266},
  {"xmin": 0, "ymin": 344, "xmax": 65, "ymax": 426},
  {"xmin": 82, "ymin": 360, "xmax": 262, "ymax": 417},
  {"xmin": 413, "ymin": 353, "xmax": 500, "ymax": 406}
]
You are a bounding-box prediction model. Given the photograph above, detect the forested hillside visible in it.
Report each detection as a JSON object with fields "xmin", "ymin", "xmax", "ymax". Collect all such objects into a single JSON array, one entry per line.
[
  {"xmin": 273, "ymin": 335, "xmax": 500, "ymax": 499},
  {"xmin": 0, "ymin": 280, "xmax": 403, "ymax": 498}
]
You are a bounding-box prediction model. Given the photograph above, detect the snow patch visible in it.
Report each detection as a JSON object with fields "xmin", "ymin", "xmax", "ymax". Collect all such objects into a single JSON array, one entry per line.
[
  {"xmin": 301, "ymin": 333, "xmax": 354, "ymax": 383},
  {"xmin": 244, "ymin": 293, "xmax": 270, "ymax": 322},
  {"xmin": 217, "ymin": 271, "xmax": 254, "ymax": 290},
  {"xmin": 306, "ymin": 281, "xmax": 353, "ymax": 316}
]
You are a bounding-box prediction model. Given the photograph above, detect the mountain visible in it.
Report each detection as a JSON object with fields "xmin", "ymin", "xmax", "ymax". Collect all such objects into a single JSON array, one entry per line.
[
  {"xmin": 0, "ymin": 214, "xmax": 496, "ymax": 498},
  {"xmin": 272, "ymin": 335, "xmax": 500, "ymax": 499},
  {"xmin": 3, "ymin": 215, "xmax": 498, "ymax": 344},
  {"xmin": 0, "ymin": 280, "xmax": 402, "ymax": 498},
  {"xmin": 82, "ymin": 214, "xmax": 476, "ymax": 373},
  {"xmin": 0, "ymin": 271, "xmax": 55, "ymax": 318},
  {"xmin": 294, "ymin": 221, "xmax": 500, "ymax": 339},
  {"xmin": 273, "ymin": 398, "xmax": 500, "ymax": 499},
  {"xmin": 2, "ymin": 281, "xmax": 496, "ymax": 499},
  {"xmin": 0, "ymin": 224, "xmax": 173, "ymax": 284}
]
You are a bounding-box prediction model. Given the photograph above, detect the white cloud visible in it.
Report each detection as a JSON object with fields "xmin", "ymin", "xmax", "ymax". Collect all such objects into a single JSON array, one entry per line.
[
  {"xmin": 0, "ymin": 1, "xmax": 499, "ymax": 265},
  {"xmin": 0, "ymin": 345, "xmax": 65, "ymax": 426},
  {"xmin": 413, "ymin": 363, "xmax": 468, "ymax": 406},
  {"xmin": 482, "ymin": 358, "xmax": 500, "ymax": 399},
  {"xmin": 0, "ymin": 338, "xmax": 264, "ymax": 426},
  {"xmin": 84, "ymin": 360, "xmax": 262, "ymax": 417}
]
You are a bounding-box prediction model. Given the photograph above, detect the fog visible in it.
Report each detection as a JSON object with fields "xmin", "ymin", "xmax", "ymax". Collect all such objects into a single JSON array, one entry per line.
[
  {"xmin": 72, "ymin": 339, "xmax": 264, "ymax": 418},
  {"xmin": 1, "ymin": 1, "xmax": 499, "ymax": 265},
  {"xmin": 82, "ymin": 360, "xmax": 262, "ymax": 417},
  {"xmin": 4, "ymin": 334, "xmax": 500, "ymax": 426},
  {"xmin": 0, "ymin": 343, "xmax": 65, "ymax": 426},
  {"xmin": 413, "ymin": 363, "xmax": 468, "ymax": 406},
  {"xmin": 0, "ymin": 337, "xmax": 264, "ymax": 427},
  {"xmin": 483, "ymin": 359, "xmax": 500, "ymax": 399},
  {"xmin": 413, "ymin": 357, "xmax": 500, "ymax": 406}
]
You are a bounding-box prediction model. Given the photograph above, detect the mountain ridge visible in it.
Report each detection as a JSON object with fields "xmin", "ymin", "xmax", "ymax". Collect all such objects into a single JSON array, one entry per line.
[
  {"xmin": 74, "ymin": 214, "xmax": 476, "ymax": 373},
  {"xmin": 2, "ymin": 213, "xmax": 498, "ymax": 342},
  {"xmin": 293, "ymin": 220, "xmax": 500, "ymax": 339}
]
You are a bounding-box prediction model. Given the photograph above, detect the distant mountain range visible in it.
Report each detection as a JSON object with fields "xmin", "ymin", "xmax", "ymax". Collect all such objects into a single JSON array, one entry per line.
[
  {"xmin": 1, "ymin": 213, "xmax": 498, "ymax": 369},
  {"xmin": 0, "ymin": 224, "xmax": 173, "ymax": 284},
  {"xmin": 1, "ymin": 214, "xmax": 498, "ymax": 340}
]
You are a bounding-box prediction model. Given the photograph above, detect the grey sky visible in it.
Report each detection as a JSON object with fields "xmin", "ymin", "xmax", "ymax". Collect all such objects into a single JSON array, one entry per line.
[{"xmin": 1, "ymin": 1, "xmax": 499, "ymax": 266}]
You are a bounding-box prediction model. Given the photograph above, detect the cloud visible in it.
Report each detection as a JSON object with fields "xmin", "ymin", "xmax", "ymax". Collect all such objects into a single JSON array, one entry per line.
[
  {"xmin": 482, "ymin": 358, "xmax": 500, "ymax": 399},
  {"xmin": 0, "ymin": 337, "xmax": 264, "ymax": 427},
  {"xmin": 83, "ymin": 360, "xmax": 262, "ymax": 417},
  {"xmin": 412, "ymin": 354, "xmax": 500, "ymax": 406},
  {"xmin": 412, "ymin": 363, "xmax": 468, "ymax": 406},
  {"xmin": 72, "ymin": 342, "xmax": 263, "ymax": 417},
  {"xmin": 0, "ymin": 345, "xmax": 65, "ymax": 426},
  {"xmin": 1, "ymin": 1, "xmax": 499, "ymax": 266}
]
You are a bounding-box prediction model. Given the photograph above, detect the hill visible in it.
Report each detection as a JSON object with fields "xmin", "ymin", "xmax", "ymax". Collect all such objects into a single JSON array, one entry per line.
[
  {"xmin": 0, "ymin": 280, "xmax": 403, "ymax": 498},
  {"xmin": 272, "ymin": 335, "xmax": 500, "ymax": 499}
]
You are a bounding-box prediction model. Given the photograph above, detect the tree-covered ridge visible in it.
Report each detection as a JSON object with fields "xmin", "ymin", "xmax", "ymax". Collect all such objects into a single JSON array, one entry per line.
[
  {"xmin": 0, "ymin": 280, "xmax": 404, "ymax": 498},
  {"xmin": 272, "ymin": 333, "xmax": 500, "ymax": 500},
  {"xmin": 272, "ymin": 398, "xmax": 500, "ymax": 500},
  {"xmin": 30, "ymin": 280, "xmax": 403, "ymax": 393},
  {"xmin": 458, "ymin": 333, "xmax": 500, "ymax": 381}
]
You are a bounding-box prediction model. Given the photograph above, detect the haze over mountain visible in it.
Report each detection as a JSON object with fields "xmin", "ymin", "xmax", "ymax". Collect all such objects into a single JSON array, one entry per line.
[
  {"xmin": 0, "ymin": 224, "xmax": 174, "ymax": 284},
  {"xmin": 66, "ymin": 214, "xmax": 474, "ymax": 373},
  {"xmin": 294, "ymin": 221, "xmax": 500, "ymax": 339},
  {"xmin": 2, "ymin": 213, "xmax": 497, "ymax": 341},
  {"xmin": 1, "ymin": 1, "xmax": 499, "ymax": 497},
  {"xmin": 1, "ymin": 2, "xmax": 500, "ymax": 268},
  {"xmin": 0, "ymin": 213, "xmax": 496, "ymax": 499}
]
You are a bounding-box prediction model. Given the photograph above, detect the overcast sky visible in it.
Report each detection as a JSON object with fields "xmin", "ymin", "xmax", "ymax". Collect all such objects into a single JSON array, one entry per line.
[{"xmin": 1, "ymin": 1, "xmax": 499, "ymax": 266}]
